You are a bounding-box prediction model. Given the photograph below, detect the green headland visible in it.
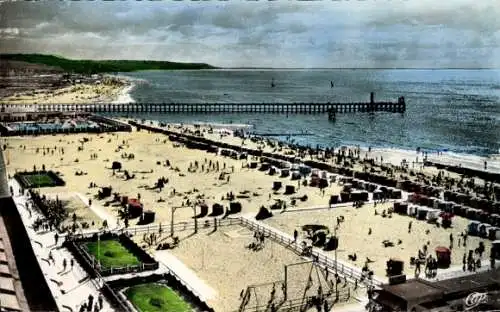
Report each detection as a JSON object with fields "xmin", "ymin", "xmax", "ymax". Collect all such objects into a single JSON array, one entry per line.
[{"xmin": 0, "ymin": 53, "xmax": 216, "ymax": 74}]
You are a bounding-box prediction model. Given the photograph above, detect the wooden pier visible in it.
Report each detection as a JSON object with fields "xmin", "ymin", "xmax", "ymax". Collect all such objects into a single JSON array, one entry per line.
[{"xmin": 0, "ymin": 93, "xmax": 405, "ymax": 116}]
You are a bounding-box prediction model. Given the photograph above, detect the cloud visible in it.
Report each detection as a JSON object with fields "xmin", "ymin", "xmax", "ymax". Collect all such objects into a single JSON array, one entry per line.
[{"xmin": 0, "ymin": 0, "xmax": 499, "ymax": 68}]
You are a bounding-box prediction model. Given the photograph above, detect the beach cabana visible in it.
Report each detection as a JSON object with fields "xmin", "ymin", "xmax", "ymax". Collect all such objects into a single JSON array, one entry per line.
[
  {"xmin": 416, "ymin": 207, "xmax": 429, "ymax": 220},
  {"xmin": 407, "ymin": 205, "xmax": 418, "ymax": 217},
  {"xmin": 426, "ymin": 209, "xmax": 440, "ymax": 222},
  {"xmin": 390, "ymin": 189, "xmax": 402, "ymax": 200},
  {"xmin": 456, "ymin": 205, "xmax": 467, "ymax": 218},
  {"xmin": 280, "ymin": 169, "xmax": 290, "ymax": 178},
  {"xmin": 298, "ymin": 165, "xmax": 311, "ymax": 175},
  {"xmin": 468, "ymin": 221, "xmax": 481, "ymax": 236},
  {"xmin": 466, "ymin": 208, "xmax": 481, "ymax": 221},
  {"xmin": 393, "ymin": 202, "xmax": 407, "ymax": 215},
  {"xmin": 491, "ymin": 214, "xmax": 500, "ymax": 227},
  {"xmin": 259, "ymin": 163, "xmax": 270, "ymax": 171},
  {"xmin": 492, "ymin": 240, "xmax": 500, "ymax": 260},
  {"xmin": 489, "ymin": 227, "xmax": 500, "ymax": 241},
  {"xmin": 340, "ymin": 192, "xmax": 350, "ymax": 203},
  {"xmin": 268, "ymin": 166, "xmax": 277, "ymax": 176},
  {"xmin": 435, "ymin": 246, "xmax": 451, "ymax": 268},
  {"xmin": 128, "ymin": 198, "xmax": 143, "ymax": 218},
  {"xmin": 329, "ymin": 195, "xmax": 339, "ymax": 206},
  {"xmin": 342, "ymin": 184, "xmax": 353, "ymax": 192},
  {"xmin": 479, "ymin": 211, "xmax": 490, "ymax": 223},
  {"xmin": 291, "ymin": 171, "xmax": 301, "ymax": 180},
  {"xmin": 432, "ymin": 199, "xmax": 441, "ymax": 210},
  {"xmin": 478, "ymin": 223, "xmax": 491, "ymax": 238},
  {"xmin": 373, "ymin": 190, "xmax": 384, "ymax": 201}
]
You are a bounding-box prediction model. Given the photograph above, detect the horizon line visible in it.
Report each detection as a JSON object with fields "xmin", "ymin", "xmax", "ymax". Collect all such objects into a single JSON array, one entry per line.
[{"xmin": 220, "ymin": 67, "xmax": 500, "ymax": 70}]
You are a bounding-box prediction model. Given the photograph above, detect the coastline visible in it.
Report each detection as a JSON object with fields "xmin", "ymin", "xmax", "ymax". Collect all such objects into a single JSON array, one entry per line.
[
  {"xmin": 0, "ymin": 73, "xmax": 136, "ymax": 105},
  {"xmin": 130, "ymin": 119, "xmax": 500, "ymax": 178}
]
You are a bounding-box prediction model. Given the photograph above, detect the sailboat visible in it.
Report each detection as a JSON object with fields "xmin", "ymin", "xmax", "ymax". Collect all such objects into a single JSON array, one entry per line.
[{"xmin": 271, "ymin": 78, "xmax": 275, "ymax": 88}]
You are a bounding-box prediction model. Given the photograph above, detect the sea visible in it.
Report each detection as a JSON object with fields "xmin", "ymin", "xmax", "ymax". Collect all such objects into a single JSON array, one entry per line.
[{"xmin": 112, "ymin": 69, "xmax": 500, "ymax": 158}]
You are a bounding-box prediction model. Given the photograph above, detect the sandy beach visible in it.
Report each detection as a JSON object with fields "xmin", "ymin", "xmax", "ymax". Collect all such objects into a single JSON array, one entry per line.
[
  {"xmin": 263, "ymin": 203, "xmax": 491, "ymax": 279},
  {"xmin": 0, "ymin": 74, "xmax": 134, "ymax": 105},
  {"xmin": 2, "ymin": 130, "xmax": 344, "ymax": 224},
  {"xmin": 134, "ymin": 225, "xmax": 360, "ymax": 312},
  {"xmin": 2, "ymin": 119, "xmax": 497, "ymax": 312}
]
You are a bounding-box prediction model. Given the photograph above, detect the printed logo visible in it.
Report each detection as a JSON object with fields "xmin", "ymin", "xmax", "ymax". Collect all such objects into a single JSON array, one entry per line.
[{"xmin": 464, "ymin": 292, "xmax": 489, "ymax": 310}]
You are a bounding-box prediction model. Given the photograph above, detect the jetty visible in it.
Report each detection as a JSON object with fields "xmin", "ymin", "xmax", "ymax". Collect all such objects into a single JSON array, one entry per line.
[{"xmin": 0, "ymin": 93, "xmax": 405, "ymax": 117}]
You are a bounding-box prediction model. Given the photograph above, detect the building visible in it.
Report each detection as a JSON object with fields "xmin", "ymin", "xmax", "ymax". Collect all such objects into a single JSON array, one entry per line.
[
  {"xmin": 0, "ymin": 149, "xmax": 58, "ymax": 311},
  {"xmin": 370, "ymin": 269, "xmax": 500, "ymax": 311}
]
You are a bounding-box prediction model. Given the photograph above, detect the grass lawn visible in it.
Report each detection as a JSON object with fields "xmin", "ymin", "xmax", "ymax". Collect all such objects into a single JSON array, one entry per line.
[
  {"xmin": 85, "ymin": 240, "xmax": 141, "ymax": 268},
  {"xmin": 125, "ymin": 283, "xmax": 192, "ymax": 312},
  {"xmin": 25, "ymin": 173, "xmax": 56, "ymax": 187}
]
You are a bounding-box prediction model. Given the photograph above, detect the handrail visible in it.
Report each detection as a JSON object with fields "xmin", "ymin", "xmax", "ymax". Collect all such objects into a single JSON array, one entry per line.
[{"xmin": 238, "ymin": 216, "xmax": 381, "ymax": 287}]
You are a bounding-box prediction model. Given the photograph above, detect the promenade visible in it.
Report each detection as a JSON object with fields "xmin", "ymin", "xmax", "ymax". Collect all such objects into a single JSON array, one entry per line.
[{"xmin": 8, "ymin": 178, "xmax": 115, "ymax": 312}]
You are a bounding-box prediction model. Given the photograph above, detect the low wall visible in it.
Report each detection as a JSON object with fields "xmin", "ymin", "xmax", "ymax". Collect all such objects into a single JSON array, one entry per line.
[
  {"xmin": 64, "ymin": 232, "xmax": 159, "ymax": 277},
  {"xmin": 0, "ymin": 197, "xmax": 59, "ymax": 311},
  {"xmin": 106, "ymin": 274, "xmax": 215, "ymax": 312}
]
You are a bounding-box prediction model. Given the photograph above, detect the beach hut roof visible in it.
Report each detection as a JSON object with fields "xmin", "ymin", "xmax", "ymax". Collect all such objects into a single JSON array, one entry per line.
[
  {"xmin": 435, "ymin": 246, "xmax": 451, "ymax": 254},
  {"xmin": 493, "ymin": 240, "xmax": 500, "ymax": 245},
  {"xmin": 469, "ymin": 221, "xmax": 481, "ymax": 225}
]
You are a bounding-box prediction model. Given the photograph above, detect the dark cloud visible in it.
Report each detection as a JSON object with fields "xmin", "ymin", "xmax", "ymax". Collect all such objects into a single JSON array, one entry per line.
[{"xmin": 0, "ymin": 0, "xmax": 498, "ymax": 68}]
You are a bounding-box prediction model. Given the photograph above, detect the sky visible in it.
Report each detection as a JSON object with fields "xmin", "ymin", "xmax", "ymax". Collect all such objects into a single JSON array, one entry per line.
[{"xmin": 0, "ymin": 0, "xmax": 499, "ymax": 68}]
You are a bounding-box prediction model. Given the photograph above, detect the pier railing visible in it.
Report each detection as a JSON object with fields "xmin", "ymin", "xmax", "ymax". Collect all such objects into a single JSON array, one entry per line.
[{"xmin": 0, "ymin": 99, "xmax": 405, "ymax": 114}]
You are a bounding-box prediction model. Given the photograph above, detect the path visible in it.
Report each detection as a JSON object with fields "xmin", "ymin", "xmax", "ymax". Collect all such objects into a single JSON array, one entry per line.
[
  {"xmin": 74, "ymin": 192, "xmax": 118, "ymax": 229},
  {"xmin": 153, "ymin": 250, "xmax": 217, "ymax": 302},
  {"xmin": 8, "ymin": 179, "xmax": 115, "ymax": 312}
]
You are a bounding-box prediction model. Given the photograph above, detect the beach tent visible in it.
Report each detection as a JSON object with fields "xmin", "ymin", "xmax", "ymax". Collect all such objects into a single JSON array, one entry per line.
[
  {"xmin": 407, "ymin": 205, "xmax": 418, "ymax": 217},
  {"xmin": 426, "ymin": 209, "xmax": 440, "ymax": 222},
  {"xmin": 452, "ymin": 204, "xmax": 462, "ymax": 215},
  {"xmin": 435, "ymin": 246, "xmax": 451, "ymax": 268},
  {"xmin": 291, "ymin": 171, "xmax": 301, "ymax": 180},
  {"xmin": 493, "ymin": 240, "xmax": 500, "ymax": 260},
  {"xmin": 259, "ymin": 163, "xmax": 270, "ymax": 171},
  {"xmin": 299, "ymin": 165, "xmax": 311, "ymax": 175},
  {"xmin": 491, "ymin": 214, "xmax": 500, "ymax": 227},
  {"xmin": 390, "ymin": 189, "xmax": 402, "ymax": 199},
  {"xmin": 340, "ymin": 192, "xmax": 351, "ymax": 203},
  {"xmin": 442, "ymin": 201, "xmax": 453, "ymax": 213},
  {"xmin": 367, "ymin": 183, "xmax": 378, "ymax": 192},
  {"xmin": 466, "ymin": 208, "xmax": 481, "ymax": 221},
  {"xmin": 373, "ymin": 190, "xmax": 384, "ymax": 201},
  {"xmin": 468, "ymin": 221, "xmax": 481, "ymax": 236},
  {"xmin": 432, "ymin": 199, "xmax": 441, "ymax": 210},
  {"xmin": 416, "ymin": 207, "xmax": 429, "ymax": 220},
  {"xmin": 489, "ymin": 227, "xmax": 500, "ymax": 240},
  {"xmin": 342, "ymin": 184, "xmax": 353, "ymax": 192},
  {"xmin": 128, "ymin": 198, "xmax": 143, "ymax": 218},
  {"xmin": 329, "ymin": 195, "xmax": 339, "ymax": 206},
  {"xmin": 280, "ymin": 169, "xmax": 290, "ymax": 178},
  {"xmin": 478, "ymin": 223, "xmax": 491, "ymax": 238},
  {"xmin": 479, "ymin": 211, "xmax": 490, "ymax": 223},
  {"xmin": 393, "ymin": 202, "xmax": 407, "ymax": 215}
]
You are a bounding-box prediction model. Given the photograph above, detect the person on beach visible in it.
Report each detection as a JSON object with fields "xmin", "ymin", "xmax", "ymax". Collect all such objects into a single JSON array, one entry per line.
[
  {"xmin": 294, "ymin": 229, "xmax": 298, "ymax": 243},
  {"xmin": 408, "ymin": 221, "xmax": 412, "ymax": 233}
]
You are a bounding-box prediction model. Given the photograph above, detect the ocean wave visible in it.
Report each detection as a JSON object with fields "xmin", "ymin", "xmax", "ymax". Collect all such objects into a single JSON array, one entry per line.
[
  {"xmin": 111, "ymin": 84, "xmax": 136, "ymax": 104},
  {"xmin": 191, "ymin": 121, "xmax": 254, "ymax": 129}
]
